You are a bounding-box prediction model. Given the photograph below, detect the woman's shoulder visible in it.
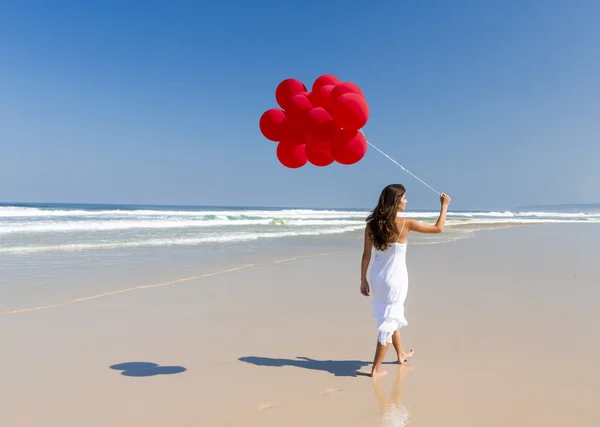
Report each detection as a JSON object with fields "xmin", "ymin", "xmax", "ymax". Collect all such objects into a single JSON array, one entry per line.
[
  {"xmin": 395, "ymin": 215, "xmax": 409, "ymax": 225},
  {"xmin": 402, "ymin": 217, "xmax": 415, "ymax": 226}
]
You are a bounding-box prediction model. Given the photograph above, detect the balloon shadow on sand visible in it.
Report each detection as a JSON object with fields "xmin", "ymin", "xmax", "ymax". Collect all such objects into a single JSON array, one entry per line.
[
  {"xmin": 239, "ymin": 356, "xmax": 396, "ymax": 377},
  {"xmin": 110, "ymin": 362, "xmax": 187, "ymax": 377}
]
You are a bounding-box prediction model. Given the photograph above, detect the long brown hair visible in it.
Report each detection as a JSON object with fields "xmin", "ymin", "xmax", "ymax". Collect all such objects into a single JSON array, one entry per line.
[{"xmin": 366, "ymin": 184, "xmax": 406, "ymax": 251}]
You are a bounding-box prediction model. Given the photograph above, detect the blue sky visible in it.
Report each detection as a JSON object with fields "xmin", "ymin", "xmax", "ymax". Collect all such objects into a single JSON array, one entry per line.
[{"xmin": 0, "ymin": 0, "xmax": 598, "ymax": 211}]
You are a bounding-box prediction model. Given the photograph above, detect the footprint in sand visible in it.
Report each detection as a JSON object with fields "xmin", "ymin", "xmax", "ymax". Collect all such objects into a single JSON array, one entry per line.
[
  {"xmin": 320, "ymin": 388, "xmax": 343, "ymax": 396},
  {"xmin": 258, "ymin": 403, "xmax": 274, "ymax": 411}
]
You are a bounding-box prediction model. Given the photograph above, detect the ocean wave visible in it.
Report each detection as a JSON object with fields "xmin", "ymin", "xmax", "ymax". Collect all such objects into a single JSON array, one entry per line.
[
  {"xmin": 446, "ymin": 218, "xmax": 600, "ymax": 226},
  {"xmin": 2, "ymin": 206, "xmax": 599, "ymax": 220},
  {"xmin": 0, "ymin": 218, "xmax": 366, "ymax": 234},
  {"xmin": 0, "ymin": 226, "xmax": 364, "ymax": 254},
  {"xmin": 512, "ymin": 211, "xmax": 600, "ymax": 218},
  {"xmin": 2, "ymin": 211, "xmax": 599, "ymax": 235},
  {"xmin": 2, "ymin": 204, "xmax": 599, "ymax": 255},
  {"xmin": 0, "ymin": 206, "xmax": 370, "ymax": 219}
]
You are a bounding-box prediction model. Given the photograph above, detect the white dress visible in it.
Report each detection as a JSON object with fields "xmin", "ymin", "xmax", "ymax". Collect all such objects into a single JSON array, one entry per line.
[{"xmin": 370, "ymin": 218, "xmax": 409, "ymax": 346}]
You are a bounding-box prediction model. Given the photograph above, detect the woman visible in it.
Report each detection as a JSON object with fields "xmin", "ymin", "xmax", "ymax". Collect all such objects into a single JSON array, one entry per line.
[{"xmin": 361, "ymin": 184, "xmax": 451, "ymax": 377}]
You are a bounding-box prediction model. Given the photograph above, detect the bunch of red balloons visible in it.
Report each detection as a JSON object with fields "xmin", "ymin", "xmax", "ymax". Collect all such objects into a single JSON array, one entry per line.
[{"xmin": 259, "ymin": 74, "xmax": 369, "ymax": 168}]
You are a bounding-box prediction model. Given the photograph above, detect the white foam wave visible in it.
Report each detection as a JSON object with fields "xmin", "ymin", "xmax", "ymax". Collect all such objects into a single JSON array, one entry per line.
[
  {"xmin": 405, "ymin": 211, "xmax": 600, "ymax": 219},
  {"xmin": 0, "ymin": 206, "xmax": 370, "ymax": 219},
  {"xmin": 2, "ymin": 206, "xmax": 599, "ymax": 221},
  {"xmin": 0, "ymin": 226, "xmax": 364, "ymax": 254},
  {"xmin": 512, "ymin": 211, "xmax": 600, "ymax": 218},
  {"xmin": 2, "ymin": 205, "xmax": 599, "ymax": 255},
  {"xmin": 0, "ymin": 219, "xmax": 366, "ymax": 234},
  {"xmin": 445, "ymin": 218, "xmax": 600, "ymax": 226},
  {"xmin": 2, "ymin": 211, "xmax": 600, "ymax": 235}
]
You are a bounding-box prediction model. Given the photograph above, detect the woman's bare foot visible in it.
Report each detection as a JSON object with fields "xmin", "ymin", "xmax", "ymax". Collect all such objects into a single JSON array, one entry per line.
[
  {"xmin": 398, "ymin": 349, "xmax": 414, "ymax": 364},
  {"xmin": 369, "ymin": 368, "xmax": 388, "ymax": 378}
]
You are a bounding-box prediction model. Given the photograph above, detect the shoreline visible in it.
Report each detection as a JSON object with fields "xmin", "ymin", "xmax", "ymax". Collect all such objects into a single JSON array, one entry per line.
[
  {"xmin": 1, "ymin": 222, "xmax": 596, "ymax": 316},
  {"xmin": 0, "ymin": 225, "xmax": 507, "ymax": 316}
]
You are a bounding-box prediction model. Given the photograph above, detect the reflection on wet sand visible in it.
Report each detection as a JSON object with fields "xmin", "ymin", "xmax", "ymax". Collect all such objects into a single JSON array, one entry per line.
[{"xmin": 372, "ymin": 365, "xmax": 412, "ymax": 427}]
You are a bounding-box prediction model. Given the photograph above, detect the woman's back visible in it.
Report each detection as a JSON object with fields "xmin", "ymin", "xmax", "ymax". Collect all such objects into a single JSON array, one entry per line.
[{"xmin": 373, "ymin": 217, "xmax": 407, "ymax": 251}]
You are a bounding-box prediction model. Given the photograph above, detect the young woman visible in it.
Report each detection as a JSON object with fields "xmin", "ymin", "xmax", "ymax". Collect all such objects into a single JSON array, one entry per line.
[{"xmin": 360, "ymin": 184, "xmax": 451, "ymax": 377}]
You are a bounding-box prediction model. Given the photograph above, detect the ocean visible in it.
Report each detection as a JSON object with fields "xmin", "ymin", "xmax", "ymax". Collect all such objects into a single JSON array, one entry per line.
[
  {"xmin": 1, "ymin": 202, "xmax": 600, "ymax": 255},
  {"xmin": 1, "ymin": 202, "xmax": 599, "ymax": 314}
]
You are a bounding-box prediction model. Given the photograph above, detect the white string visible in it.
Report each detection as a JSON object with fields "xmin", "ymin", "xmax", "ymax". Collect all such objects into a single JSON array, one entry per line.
[{"xmin": 360, "ymin": 131, "xmax": 441, "ymax": 196}]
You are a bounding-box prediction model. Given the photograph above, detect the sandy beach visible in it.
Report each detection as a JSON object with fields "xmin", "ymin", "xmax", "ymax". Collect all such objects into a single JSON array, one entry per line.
[{"xmin": 1, "ymin": 224, "xmax": 599, "ymax": 426}]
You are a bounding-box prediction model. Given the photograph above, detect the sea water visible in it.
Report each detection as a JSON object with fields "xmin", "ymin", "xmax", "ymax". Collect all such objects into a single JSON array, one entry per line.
[
  {"xmin": 1, "ymin": 203, "xmax": 598, "ymax": 313},
  {"xmin": 2, "ymin": 203, "xmax": 598, "ymax": 255}
]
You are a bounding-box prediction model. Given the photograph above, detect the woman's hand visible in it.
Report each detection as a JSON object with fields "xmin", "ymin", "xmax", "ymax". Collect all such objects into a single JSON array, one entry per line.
[
  {"xmin": 360, "ymin": 279, "xmax": 370, "ymax": 296},
  {"xmin": 440, "ymin": 193, "xmax": 451, "ymax": 207}
]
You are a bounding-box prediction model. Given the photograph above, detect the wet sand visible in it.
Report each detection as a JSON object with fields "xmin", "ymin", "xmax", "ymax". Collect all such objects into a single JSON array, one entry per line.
[{"xmin": 1, "ymin": 224, "xmax": 598, "ymax": 426}]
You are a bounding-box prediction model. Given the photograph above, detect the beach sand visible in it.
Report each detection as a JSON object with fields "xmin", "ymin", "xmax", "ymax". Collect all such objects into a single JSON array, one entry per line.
[{"xmin": 1, "ymin": 224, "xmax": 599, "ymax": 426}]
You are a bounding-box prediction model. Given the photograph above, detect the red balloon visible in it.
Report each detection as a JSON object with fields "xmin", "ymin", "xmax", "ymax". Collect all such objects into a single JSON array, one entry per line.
[
  {"xmin": 259, "ymin": 108, "xmax": 286, "ymax": 141},
  {"xmin": 312, "ymin": 74, "xmax": 341, "ymax": 92},
  {"xmin": 305, "ymin": 107, "xmax": 337, "ymax": 141},
  {"xmin": 331, "ymin": 129, "xmax": 368, "ymax": 165},
  {"xmin": 276, "ymin": 79, "xmax": 307, "ymax": 110},
  {"xmin": 312, "ymin": 84, "xmax": 334, "ymax": 110},
  {"xmin": 306, "ymin": 143, "xmax": 334, "ymax": 167},
  {"xmin": 285, "ymin": 93, "xmax": 313, "ymax": 128},
  {"xmin": 331, "ymin": 93, "xmax": 370, "ymax": 130},
  {"xmin": 331, "ymin": 82, "xmax": 365, "ymax": 102},
  {"xmin": 279, "ymin": 118, "xmax": 305, "ymax": 146},
  {"xmin": 305, "ymin": 133, "xmax": 332, "ymax": 151},
  {"xmin": 276, "ymin": 141, "xmax": 307, "ymax": 168}
]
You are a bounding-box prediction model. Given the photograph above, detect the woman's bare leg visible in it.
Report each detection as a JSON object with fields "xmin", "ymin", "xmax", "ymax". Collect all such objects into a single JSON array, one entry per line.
[
  {"xmin": 392, "ymin": 330, "xmax": 414, "ymax": 364},
  {"xmin": 370, "ymin": 341, "xmax": 389, "ymax": 377}
]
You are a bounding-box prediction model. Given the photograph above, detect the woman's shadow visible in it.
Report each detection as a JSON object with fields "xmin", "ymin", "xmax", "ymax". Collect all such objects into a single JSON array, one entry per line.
[{"xmin": 239, "ymin": 356, "xmax": 394, "ymax": 377}]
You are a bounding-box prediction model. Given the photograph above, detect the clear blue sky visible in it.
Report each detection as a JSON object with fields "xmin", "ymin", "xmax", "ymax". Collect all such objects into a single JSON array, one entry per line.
[{"xmin": 0, "ymin": 0, "xmax": 598, "ymax": 210}]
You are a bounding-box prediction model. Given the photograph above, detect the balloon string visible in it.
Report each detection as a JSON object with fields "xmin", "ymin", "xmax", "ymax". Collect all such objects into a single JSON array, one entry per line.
[{"xmin": 360, "ymin": 132, "xmax": 441, "ymax": 196}]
